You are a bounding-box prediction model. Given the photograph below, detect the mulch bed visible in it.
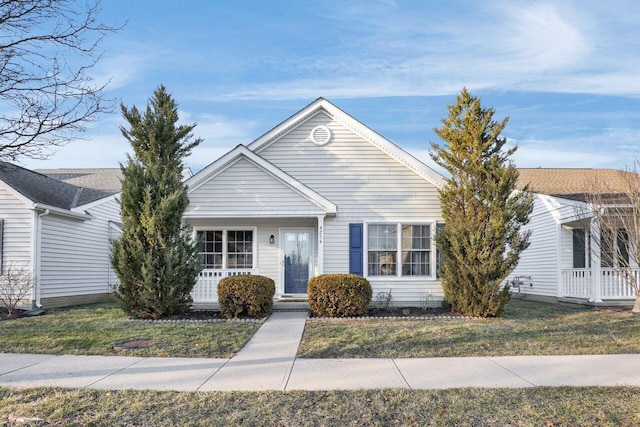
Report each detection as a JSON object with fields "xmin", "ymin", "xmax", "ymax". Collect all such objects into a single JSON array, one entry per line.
[
  {"xmin": 1, "ymin": 306, "xmax": 463, "ymax": 323},
  {"xmin": 367, "ymin": 306, "xmax": 451, "ymax": 317},
  {"xmin": 0, "ymin": 308, "xmax": 47, "ymax": 322}
]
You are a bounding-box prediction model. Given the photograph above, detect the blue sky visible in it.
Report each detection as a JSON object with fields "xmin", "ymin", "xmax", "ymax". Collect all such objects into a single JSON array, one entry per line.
[{"xmin": 21, "ymin": 0, "xmax": 640, "ymax": 174}]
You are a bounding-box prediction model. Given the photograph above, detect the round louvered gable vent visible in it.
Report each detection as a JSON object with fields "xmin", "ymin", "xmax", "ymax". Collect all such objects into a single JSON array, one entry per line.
[{"xmin": 310, "ymin": 125, "xmax": 332, "ymax": 145}]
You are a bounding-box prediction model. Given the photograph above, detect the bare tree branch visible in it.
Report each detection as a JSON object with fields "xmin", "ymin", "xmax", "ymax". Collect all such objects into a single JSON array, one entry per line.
[
  {"xmin": 0, "ymin": 0, "xmax": 123, "ymax": 161},
  {"xmin": 583, "ymin": 163, "xmax": 640, "ymax": 313}
]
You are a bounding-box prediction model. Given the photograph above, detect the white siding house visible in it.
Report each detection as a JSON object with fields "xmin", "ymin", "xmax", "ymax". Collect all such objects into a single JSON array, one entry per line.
[
  {"xmin": 185, "ymin": 98, "xmax": 445, "ymax": 307},
  {"xmin": 0, "ymin": 163, "xmax": 122, "ymax": 308},
  {"xmin": 508, "ymin": 168, "xmax": 636, "ymax": 305}
]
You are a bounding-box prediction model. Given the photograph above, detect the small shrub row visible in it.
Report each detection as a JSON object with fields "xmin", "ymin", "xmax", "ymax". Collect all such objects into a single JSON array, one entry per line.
[
  {"xmin": 218, "ymin": 275, "xmax": 275, "ymax": 319},
  {"xmin": 308, "ymin": 274, "xmax": 372, "ymax": 318}
]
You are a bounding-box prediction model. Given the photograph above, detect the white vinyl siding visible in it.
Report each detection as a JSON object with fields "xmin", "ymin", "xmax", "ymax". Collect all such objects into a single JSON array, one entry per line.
[
  {"xmin": 255, "ymin": 111, "xmax": 443, "ymax": 305},
  {"xmin": 38, "ymin": 197, "xmax": 120, "ymax": 300},
  {"xmin": 0, "ymin": 187, "xmax": 33, "ymax": 270},
  {"xmin": 186, "ymin": 157, "xmax": 326, "ymax": 217},
  {"xmin": 507, "ymin": 194, "xmax": 577, "ymax": 298}
]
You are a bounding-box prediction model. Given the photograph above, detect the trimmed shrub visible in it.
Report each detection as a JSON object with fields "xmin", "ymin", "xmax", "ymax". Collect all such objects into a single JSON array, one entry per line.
[
  {"xmin": 218, "ymin": 275, "xmax": 275, "ymax": 318},
  {"xmin": 307, "ymin": 274, "xmax": 372, "ymax": 317}
]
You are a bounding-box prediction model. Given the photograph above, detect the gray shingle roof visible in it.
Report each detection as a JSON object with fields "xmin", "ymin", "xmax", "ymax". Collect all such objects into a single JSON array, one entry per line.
[
  {"xmin": 0, "ymin": 162, "xmax": 122, "ymax": 209},
  {"xmin": 35, "ymin": 168, "xmax": 122, "ymax": 206}
]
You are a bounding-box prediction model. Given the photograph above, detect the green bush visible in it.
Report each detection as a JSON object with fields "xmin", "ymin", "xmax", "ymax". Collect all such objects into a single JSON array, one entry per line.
[
  {"xmin": 218, "ymin": 275, "xmax": 275, "ymax": 318},
  {"xmin": 307, "ymin": 274, "xmax": 372, "ymax": 317}
]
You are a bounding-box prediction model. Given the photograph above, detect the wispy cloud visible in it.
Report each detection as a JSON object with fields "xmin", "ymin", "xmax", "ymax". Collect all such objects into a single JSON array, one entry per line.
[{"xmin": 188, "ymin": 1, "xmax": 640, "ymax": 102}]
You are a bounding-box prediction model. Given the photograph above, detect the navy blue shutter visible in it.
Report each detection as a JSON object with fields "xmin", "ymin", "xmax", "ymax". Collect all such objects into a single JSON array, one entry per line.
[
  {"xmin": 436, "ymin": 222, "xmax": 445, "ymax": 278},
  {"xmin": 349, "ymin": 223, "xmax": 363, "ymax": 276}
]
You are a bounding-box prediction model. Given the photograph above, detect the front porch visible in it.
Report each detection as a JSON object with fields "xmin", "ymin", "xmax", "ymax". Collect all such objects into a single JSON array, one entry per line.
[
  {"xmin": 191, "ymin": 268, "xmax": 310, "ymax": 310},
  {"xmin": 562, "ymin": 268, "xmax": 638, "ymax": 301}
]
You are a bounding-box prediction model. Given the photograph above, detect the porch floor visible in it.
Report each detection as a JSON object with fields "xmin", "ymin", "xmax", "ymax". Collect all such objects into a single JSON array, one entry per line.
[{"xmin": 192, "ymin": 299, "xmax": 308, "ymax": 312}]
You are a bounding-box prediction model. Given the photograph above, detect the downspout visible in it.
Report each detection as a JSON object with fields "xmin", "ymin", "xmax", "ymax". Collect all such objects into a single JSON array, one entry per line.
[{"xmin": 32, "ymin": 208, "xmax": 50, "ymax": 308}]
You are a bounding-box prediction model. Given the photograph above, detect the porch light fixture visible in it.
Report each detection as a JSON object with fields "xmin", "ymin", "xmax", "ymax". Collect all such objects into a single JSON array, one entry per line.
[{"xmin": 269, "ymin": 234, "xmax": 275, "ymax": 244}]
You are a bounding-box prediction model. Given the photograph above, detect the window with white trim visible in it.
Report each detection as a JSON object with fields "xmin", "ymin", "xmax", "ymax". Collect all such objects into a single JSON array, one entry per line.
[
  {"xmin": 367, "ymin": 223, "xmax": 431, "ymax": 277},
  {"xmin": 197, "ymin": 229, "xmax": 254, "ymax": 269},
  {"xmin": 368, "ymin": 224, "xmax": 397, "ymax": 276},
  {"xmin": 401, "ymin": 224, "xmax": 430, "ymax": 276},
  {"xmin": 227, "ymin": 230, "xmax": 253, "ymax": 268}
]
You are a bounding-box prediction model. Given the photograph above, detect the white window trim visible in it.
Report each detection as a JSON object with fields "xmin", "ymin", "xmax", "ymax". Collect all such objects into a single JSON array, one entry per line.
[
  {"xmin": 364, "ymin": 222, "xmax": 436, "ymax": 280},
  {"xmin": 194, "ymin": 226, "xmax": 258, "ymax": 269}
]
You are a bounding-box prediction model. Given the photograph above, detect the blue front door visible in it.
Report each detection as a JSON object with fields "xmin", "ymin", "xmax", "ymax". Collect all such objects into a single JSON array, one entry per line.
[{"xmin": 284, "ymin": 230, "xmax": 311, "ymax": 294}]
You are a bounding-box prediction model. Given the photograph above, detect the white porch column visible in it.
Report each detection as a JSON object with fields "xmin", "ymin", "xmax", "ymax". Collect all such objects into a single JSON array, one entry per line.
[
  {"xmin": 590, "ymin": 216, "xmax": 602, "ymax": 302},
  {"xmin": 317, "ymin": 215, "xmax": 324, "ymax": 276},
  {"xmin": 556, "ymin": 223, "xmax": 563, "ymax": 298}
]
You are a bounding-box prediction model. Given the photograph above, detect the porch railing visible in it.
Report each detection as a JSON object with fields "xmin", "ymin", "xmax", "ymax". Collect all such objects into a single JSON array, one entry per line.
[
  {"xmin": 562, "ymin": 268, "xmax": 592, "ymax": 299},
  {"xmin": 191, "ymin": 268, "xmax": 260, "ymax": 303},
  {"xmin": 562, "ymin": 268, "xmax": 638, "ymax": 300},
  {"xmin": 600, "ymin": 269, "xmax": 638, "ymax": 299}
]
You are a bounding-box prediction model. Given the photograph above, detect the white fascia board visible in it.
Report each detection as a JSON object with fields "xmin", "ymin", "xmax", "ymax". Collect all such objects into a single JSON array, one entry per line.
[
  {"xmin": 186, "ymin": 144, "xmax": 337, "ymax": 215},
  {"xmin": 31, "ymin": 203, "xmax": 93, "ymax": 220},
  {"xmin": 183, "ymin": 212, "xmax": 327, "ymax": 219},
  {"xmin": 72, "ymin": 192, "xmax": 121, "ymax": 212},
  {"xmin": 247, "ymin": 98, "xmax": 445, "ymax": 189}
]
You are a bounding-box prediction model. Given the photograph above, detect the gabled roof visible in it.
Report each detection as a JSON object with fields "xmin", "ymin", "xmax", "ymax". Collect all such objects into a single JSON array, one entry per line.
[
  {"xmin": 517, "ymin": 168, "xmax": 634, "ymax": 202},
  {"xmin": 0, "ymin": 161, "xmax": 87, "ymax": 209},
  {"xmin": 186, "ymin": 145, "xmax": 338, "ymax": 215},
  {"xmin": 247, "ymin": 97, "xmax": 445, "ymax": 188},
  {"xmin": 0, "ymin": 162, "xmax": 122, "ymax": 211},
  {"xmin": 35, "ymin": 168, "xmax": 122, "ymax": 206}
]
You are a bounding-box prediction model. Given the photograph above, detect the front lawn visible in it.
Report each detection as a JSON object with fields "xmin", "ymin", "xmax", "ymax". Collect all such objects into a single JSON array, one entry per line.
[
  {"xmin": 0, "ymin": 303, "xmax": 259, "ymax": 358},
  {"xmin": 298, "ymin": 299, "xmax": 640, "ymax": 358},
  {"xmin": 1, "ymin": 386, "xmax": 638, "ymax": 426}
]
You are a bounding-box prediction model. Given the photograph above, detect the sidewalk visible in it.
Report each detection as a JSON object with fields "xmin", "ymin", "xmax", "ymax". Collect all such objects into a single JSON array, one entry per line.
[{"xmin": 1, "ymin": 311, "xmax": 640, "ymax": 392}]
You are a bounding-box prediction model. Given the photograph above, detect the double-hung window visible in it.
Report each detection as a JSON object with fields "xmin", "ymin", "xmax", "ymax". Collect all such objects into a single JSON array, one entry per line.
[
  {"xmin": 197, "ymin": 229, "xmax": 254, "ymax": 269},
  {"xmin": 367, "ymin": 223, "xmax": 431, "ymax": 277},
  {"xmin": 401, "ymin": 225, "xmax": 430, "ymax": 276},
  {"xmin": 368, "ymin": 225, "xmax": 397, "ymax": 276}
]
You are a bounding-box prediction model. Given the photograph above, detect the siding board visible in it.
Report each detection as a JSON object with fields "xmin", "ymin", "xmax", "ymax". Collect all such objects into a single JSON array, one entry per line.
[
  {"xmin": 0, "ymin": 187, "xmax": 32, "ymax": 269},
  {"xmin": 38, "ymin": 197, "xmax": 120, "ymax": 300}
]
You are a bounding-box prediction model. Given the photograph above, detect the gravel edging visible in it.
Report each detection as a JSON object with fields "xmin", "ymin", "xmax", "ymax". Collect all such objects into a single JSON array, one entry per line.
[
  {"xmin": 123, "ymin": 317, "xmax": 267, "ymax": 324},
  {"xmin": 307, "ymin": 314, "xmax": 481, "ymax": 322}
]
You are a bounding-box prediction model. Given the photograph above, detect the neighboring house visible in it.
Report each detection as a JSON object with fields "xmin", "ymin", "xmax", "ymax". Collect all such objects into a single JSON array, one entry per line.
[
  {"xmin": 0, "ymin": 162, "xmax": 122, "ymax": 308},
  {"xmin": 508, "ymin": 168, "xmax": 636, "ymax": 305},
  {"xmin": 185, "ymin": 98, "xmax": 445, "ymax": 307}
]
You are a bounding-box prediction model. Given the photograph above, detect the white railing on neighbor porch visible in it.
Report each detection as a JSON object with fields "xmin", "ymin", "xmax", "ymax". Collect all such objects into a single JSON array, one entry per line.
[
  {"xmin": 600, "ymin": 269, "xmax": 638, "ymax": 299},
  {"xmin": 562, "ymin": 268, "xmax": 592, "ymax": 299},
  {"xmin": 191, "ymin": 268, "xmax": 259, "ymax": 303},
  {"xmin": 562, "ymin": 268, "xmax": 638, "ymax": 300}
]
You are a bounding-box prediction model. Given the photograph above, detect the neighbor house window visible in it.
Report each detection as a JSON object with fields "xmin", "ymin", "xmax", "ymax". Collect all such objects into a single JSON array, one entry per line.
[
  {"xmin": 600, "ymin": 228, "xmax": 629, "ymax": 268},
  {"xmin": 367, "ymin": 223, "xmax": 431, "ymax": 277},
  {"xmin": 572, "ymin": 228, "xmax": 586, "ymax": 269},
  {"xmin": 616, "ymin": 228, "xmax": 630, "ymax": 267},
  {"xmin": 197, "ymin": 229, "xmax": 254, "ymax": 269}
]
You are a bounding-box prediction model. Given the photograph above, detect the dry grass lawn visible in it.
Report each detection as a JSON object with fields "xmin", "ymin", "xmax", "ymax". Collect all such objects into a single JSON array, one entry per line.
[{"xmin": 298, "ymin": 299, "xmax": 640, "ymax": 358}]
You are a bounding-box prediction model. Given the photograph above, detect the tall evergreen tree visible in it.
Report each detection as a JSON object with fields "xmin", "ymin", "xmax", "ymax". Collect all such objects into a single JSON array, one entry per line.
[
  {"xmin": 111, "ymin": 85, "xmax": 202, "ymax": 319},
  {"xmin": 430, "ymin": 88, "xmax": 533, "ymax": 317}
]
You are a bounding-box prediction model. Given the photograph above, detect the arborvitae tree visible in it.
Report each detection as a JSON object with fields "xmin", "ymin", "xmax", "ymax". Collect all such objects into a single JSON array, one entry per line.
[
  {"xmin": 111, "ymin": 85, "xmax": 202, "ymax": 319},
  {"xmin": 430, "ymin": 88, "xmax": 533, "ymax": 317}
]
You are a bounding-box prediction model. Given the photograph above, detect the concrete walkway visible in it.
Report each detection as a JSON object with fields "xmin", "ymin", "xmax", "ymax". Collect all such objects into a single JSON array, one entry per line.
[{"xmin": 1, "ymin": 311, "xmax": 640, "ymax": 392}]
